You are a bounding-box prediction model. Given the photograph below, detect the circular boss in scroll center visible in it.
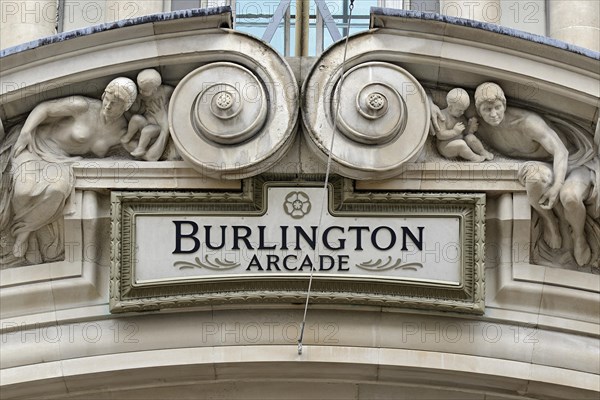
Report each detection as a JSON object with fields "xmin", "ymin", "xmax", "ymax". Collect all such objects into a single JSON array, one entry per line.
[
  {"xmin": 192, "ymin": 64, "xmax": 267, "ymax": 145},
  {"xmin": 334, "ymin": 64, "xmax": 408, "ymax": 145}
]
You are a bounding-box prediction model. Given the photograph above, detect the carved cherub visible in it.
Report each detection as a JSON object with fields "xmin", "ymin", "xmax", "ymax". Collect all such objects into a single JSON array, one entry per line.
[
  {"xmin": 434, "ymin": 88, "xmax": 494, "ymax": 162},
  {"xmin": 121, "ymin": 69, "xmax": 174, "ymax": 160}
]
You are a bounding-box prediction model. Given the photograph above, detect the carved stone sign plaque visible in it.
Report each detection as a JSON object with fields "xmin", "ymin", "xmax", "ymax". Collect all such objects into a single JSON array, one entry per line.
[{"xmin": 110, "ymin": 178, "xmax": 485, "ymax": 313}]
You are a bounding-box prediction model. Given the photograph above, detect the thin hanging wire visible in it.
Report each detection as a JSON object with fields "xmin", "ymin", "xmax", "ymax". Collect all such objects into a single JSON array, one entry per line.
[{"xmin": 298, "ymin": 0, "xmax": 355, "ymax": 355}]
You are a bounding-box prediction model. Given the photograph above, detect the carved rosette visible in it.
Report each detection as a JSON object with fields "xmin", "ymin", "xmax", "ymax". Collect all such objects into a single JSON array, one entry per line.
[
  {"xmin": 302, "ymin": 61, "xmax": 430, "ymax": 179},
  {"xmin": 169, "ymin": 61, "xmax": 298, "ymax": 179}
]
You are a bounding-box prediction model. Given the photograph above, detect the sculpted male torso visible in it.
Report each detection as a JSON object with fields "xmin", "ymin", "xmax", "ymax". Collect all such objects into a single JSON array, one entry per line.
[
  {"xmin": 472, "ymin": 83, "xmax": 593, "ymax": 266},
  {"xmin": 476, "ymin": 108, "xmax": 558, "ymax": 161}
]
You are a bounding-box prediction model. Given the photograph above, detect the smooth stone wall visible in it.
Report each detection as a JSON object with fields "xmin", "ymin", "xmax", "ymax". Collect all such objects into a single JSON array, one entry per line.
[
  {"xmin": 0, "ymin": 0, "xmax": 56, "ymax": 49},
  {"xmin": 549, "ymin": 0, "xmax": 600, "ymax": 52}
]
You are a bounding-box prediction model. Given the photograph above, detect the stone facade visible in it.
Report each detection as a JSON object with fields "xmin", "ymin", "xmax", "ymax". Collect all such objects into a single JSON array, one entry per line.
[{"xmin": 0, "ymin": 3, "xmax": 599, "ymax": 399}]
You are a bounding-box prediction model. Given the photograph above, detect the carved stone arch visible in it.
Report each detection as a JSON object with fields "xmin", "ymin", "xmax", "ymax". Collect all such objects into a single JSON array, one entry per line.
[
  {"xmin": 0, "ymin": 8, "xmax": 299, "ymax": 179},
  {"xmin": 302, "ymin": 8, "xmax": 600, "ymax": 275},
  {"xmin": 301, "ymin": 9, "xmax": 599, "ymax": 181},
  {"xmin": 0, "ymin": 8, "xmax": 298, "ymax": 268}
]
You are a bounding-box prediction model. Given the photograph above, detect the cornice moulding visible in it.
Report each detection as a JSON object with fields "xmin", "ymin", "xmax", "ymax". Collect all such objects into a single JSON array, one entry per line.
[{"xmin": 0, "ymin": 6, "xmax": 233, "ymax": 59}]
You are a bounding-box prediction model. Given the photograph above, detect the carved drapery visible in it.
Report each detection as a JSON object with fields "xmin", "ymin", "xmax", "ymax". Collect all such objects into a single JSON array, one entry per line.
[{"xmin": 1, "ymin": 10, "xmax": 599, "ymax": 400}]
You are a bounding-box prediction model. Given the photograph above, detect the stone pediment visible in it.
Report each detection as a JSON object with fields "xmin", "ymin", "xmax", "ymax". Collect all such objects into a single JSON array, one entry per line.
[
  {"xmin": 0, "ymin": 7, "xmax": 598, "ymax": 300},
  {"xmin": 2, "ymin": 8, "xmax": 600, "ymax": 400},
  {"xmin": 1, "ymin": 7, "xmax": 597, "ymax": 180}
]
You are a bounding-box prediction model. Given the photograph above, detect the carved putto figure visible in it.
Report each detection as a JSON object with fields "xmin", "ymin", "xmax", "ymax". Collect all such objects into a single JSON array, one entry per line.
[
  {"xmin": 430, "ymin": 82, "xmax": 599, "ymax": 268},
  {"xmin": 1, "ymin": 77, "xmax": 138, "ymax": 266},
  {"xmin": 433, "ymin": 88, "xmax": 494, "ymax": 162},
  {"xmin": 472, "ymin": 82, "xmax": 599, "ymax": 267},
  {"xmin": 121, "ymin": 69, "xmax": 174, "ymax": 161}
]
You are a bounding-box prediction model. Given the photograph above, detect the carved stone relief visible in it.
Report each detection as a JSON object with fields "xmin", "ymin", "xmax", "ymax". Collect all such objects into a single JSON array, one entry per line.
[
  {"xmin": 1, "ymin": 56, "xmax": 299, "ymax": 268},
  {"xmin": 301, "ymin": 61, "xmax": 430, "ymax": 180},
  {"xmin": 431, "ymin": 88, "xmax": 494, "ymax": 162},
  {"xmin": 168, "ymin": 60, "xmax": 298, "ymax": 179},
  {"xmin": 429, "ymin": 82, "xmax": 599, "ymax": 269},
  {"xmin": 1, "ymin": 77, "xmax": 139, "ymax": 267},
  {"xmin": 121, "ymin": 69, "xmax": 175, "ymax": 161},
  {"xmin": 1, "ymin": 62, "xmax": 598, "ymax": 272},
  {"xmin": 0, "ymin": 71, "xmax": 166, "ymax": 267}
]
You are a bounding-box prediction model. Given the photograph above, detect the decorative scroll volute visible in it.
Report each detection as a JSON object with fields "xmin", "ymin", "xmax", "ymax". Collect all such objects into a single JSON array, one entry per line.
[
  {"xmin": 335, "ymin": 62, "xmax": 409, "ymax": 145},
  {"xmin": 169, "ymin": 61, "xmax": 298, "ymax": 179},
  {"xmin": 302, "ymin": 60, "xmax": 430, "ymax": 180}
]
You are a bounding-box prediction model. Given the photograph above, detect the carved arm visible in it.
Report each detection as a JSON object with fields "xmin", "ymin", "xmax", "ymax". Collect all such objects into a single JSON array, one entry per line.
[
  {"xmin": 534, "ymin": 120, "xmax": 569, "ymax": 209},
  {"xmin": 435, "ymin": 123, "xmax": 465, "ymax": 140},
  {"xmin": 13, "ymin": 97, "xmax": 89, "ymax": 156}
]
